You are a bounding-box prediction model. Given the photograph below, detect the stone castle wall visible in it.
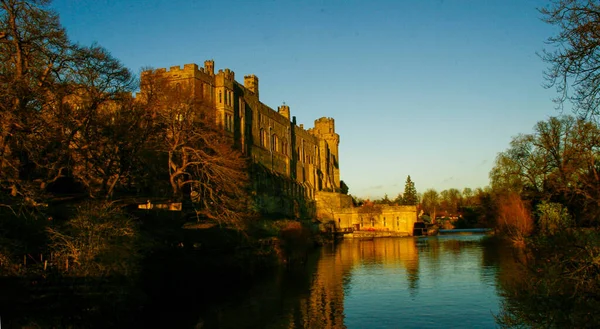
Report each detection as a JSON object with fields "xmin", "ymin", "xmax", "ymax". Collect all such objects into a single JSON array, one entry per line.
[
  {"xmin": 142, "ymin": 61, "xmax": 417, "ymax": 228},
  {"xmin": 315, "ymin": 191, "xmax": 417, "ymax": 235},
  {"xmin": 143, "ymin": 61, "xmax": 341, "ymax": 218}
]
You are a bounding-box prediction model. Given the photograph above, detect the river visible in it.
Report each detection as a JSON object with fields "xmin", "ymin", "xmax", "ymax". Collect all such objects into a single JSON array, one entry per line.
[{"xmin": 195, "ymin": 234, "xmax": 515, "ymax": 329}]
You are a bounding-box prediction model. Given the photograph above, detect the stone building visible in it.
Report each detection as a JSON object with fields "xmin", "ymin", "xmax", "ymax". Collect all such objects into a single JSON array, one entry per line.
[
  {"xmin": 144, "ymin": 60, "xmax": 417, "ymax": 234},
  {"xmin": 144, "ymin": 60, "xmax": 341, "ymax": 218}
]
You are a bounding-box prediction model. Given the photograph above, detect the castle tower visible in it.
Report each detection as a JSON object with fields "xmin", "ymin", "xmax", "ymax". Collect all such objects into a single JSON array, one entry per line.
[
  {"xmin": 244, "ymin": 74, "xmax": 259, "ymax": 99},
  {"xmin": 204, "ymin": 60, "xmax": 214, "ymax": 75},
  {"xmin": 312, "ymin": 117, "xmax": 340, "ymax": 190},
  {"xmin": 278, "ymin": 104, "xmax": 290, "ymax": 120}
]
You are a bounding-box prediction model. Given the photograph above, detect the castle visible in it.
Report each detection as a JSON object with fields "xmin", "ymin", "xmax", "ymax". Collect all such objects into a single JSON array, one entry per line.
[
  {"xmin": 145, "ymin": 60, "xmax": 416, "ymax": 233},
  {"xmin": 144, "ymin": 60, "xmax": 341, "ymax": 217}
]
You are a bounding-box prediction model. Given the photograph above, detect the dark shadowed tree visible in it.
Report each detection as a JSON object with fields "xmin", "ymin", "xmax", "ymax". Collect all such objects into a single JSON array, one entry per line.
[
  {"xmin": 139, "ymin": 70, "xmax": 253, "ymax": 229},
  {"xmin": 393, "ymin": 193, "xmax": 403, "ymax": 205},
  {"xmin": 540, "ymin": 0, "xmax": 600, "ymax": 119},
  {"xmin": 340, "ymin": 180, "xmax": 349, "ymax": 194},
  {"xmin": 374, "ymin": 194, "xmax": 392, "ymax": 205},
  {"xmin": 0, "ymin": 0, "xmax": 70, "ymax": 208}
]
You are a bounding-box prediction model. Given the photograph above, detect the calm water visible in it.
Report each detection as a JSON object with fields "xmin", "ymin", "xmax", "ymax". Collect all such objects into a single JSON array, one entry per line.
[{"xmin": 198, "ymin": 234, "xmax": 513, "ymax": 329}]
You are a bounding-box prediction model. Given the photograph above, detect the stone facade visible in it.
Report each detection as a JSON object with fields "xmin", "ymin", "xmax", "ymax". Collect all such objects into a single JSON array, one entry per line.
[
  {"xmin": 144, "ymin": 61, "xmax": 417, "ymax": 233},
  {"xmin": 144, "ymin": 61, "xmax": 341, "ymax": 218},
  {"xmin": 316, "ymin": 191, "xmax": 417, "ymax": 235}
]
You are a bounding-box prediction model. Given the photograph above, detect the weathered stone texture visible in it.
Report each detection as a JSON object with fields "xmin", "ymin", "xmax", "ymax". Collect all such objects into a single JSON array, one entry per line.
[{"xmin": 144, "ymin": 61, "xmax": 342, "ymax": 218}]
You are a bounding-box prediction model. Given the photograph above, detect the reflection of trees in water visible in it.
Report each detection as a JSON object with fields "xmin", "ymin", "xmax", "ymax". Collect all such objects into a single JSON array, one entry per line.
[
  {"xmin": 200, "ymin": 239, "xmax": 420, "ymax": 329},
  {"xmin": 350, "ymin": 239, "xmax": 420, "ymax": 297},
  {"xmin": 407, "ymin": 261, "xmax": 419, "ymax": 296}
]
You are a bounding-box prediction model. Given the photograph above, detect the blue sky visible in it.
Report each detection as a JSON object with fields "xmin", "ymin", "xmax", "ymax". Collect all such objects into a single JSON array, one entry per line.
[{"xmin": 51, "ymin": 0, "xmax": 560, "ymax": 199}]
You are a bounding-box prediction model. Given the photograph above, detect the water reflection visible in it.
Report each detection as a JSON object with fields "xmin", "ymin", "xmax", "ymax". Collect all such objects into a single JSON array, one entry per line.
[{"xmin": 202, "ymin": 235, "xmax": 506, "ymax": 329}]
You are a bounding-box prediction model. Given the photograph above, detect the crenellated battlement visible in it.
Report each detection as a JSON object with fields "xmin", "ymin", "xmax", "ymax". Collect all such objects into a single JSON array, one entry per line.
[
  {"xmin": 217, "ymin": 68, "xmax": 235, "ymax": 81},
  {"xmin": 313, "ymin": 116, "xmax": 336, "ymax": 136},
  {"xmin": 315, "ymin": 117, "xmax": 335, "ymax": 123},
  {"xmin": 139, "ymin": 59, "xmax": 341, "ymax": 202}
]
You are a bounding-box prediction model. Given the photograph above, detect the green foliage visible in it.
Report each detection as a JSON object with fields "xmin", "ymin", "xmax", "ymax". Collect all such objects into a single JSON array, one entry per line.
[
  {"xmin": 536, "ymin": 202, "xmax": 572, "ymax": 236},
  {"xmin": 402, "ymin": 175, "xmax": 418, "ymax": 205},
  {"xmin": 453, "ymin": 207, "xmax": 480, "ymax": 229},
  {"xmin": 374, "ymin": 194, "xmax": 392, "ymax": 205},
  {"xmin": 393, "ymin": 193, "xmax": 403, "ymax": 205}
]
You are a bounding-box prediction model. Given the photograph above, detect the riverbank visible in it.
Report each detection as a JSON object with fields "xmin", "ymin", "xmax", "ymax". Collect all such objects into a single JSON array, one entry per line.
[{"xmin": 0, "ymin": 206, "xmax": 331, "ymax": 328}]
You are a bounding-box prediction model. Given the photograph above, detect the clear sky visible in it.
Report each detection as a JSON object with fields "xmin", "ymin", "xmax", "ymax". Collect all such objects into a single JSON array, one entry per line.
[{"xmin": 50, "ymin": 0, "xmax": 560, "ymax": 199}]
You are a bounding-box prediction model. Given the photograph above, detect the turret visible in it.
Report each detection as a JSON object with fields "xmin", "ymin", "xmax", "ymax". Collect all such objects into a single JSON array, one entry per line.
[
  {"xmin": 244, "ymin": 74, "xmax": 259, "ymax": 99},
  {"xmin": 312, "ymin": 117, "xmax": 340, "ymax": 189},
  {"xmin": 204, "ymin": 60, "xmax": 214, "ymax": 75},
  {"xmin": 278, "ymin": 104, "xmax": 290, "ymax": 120}
]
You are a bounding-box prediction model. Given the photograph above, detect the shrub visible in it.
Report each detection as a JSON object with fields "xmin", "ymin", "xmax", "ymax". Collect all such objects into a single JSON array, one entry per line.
[
  {"xmin": 496, "ymin": 193, "xmax": 534, "ymax": 247},
  {"xmin": 536, "ymin": 202, "xmax": 572, "ymax": 235},
  {"xmin": 47, "ymin": 202, "xmax": 139, "ymax": 277}
]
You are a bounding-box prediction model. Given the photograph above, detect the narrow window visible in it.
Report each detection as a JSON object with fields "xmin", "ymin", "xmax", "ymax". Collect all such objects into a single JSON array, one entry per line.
[
  {"xmin": 260, "ymin": 128, "xmax": 265, "ymax": 147},
  {"xmin": 384, "ymin": 217, "xmax": 386, "ymax": 227},
  {"xmin": 219, "ymin": 91, "xmax": 222, "ymax": 103}
]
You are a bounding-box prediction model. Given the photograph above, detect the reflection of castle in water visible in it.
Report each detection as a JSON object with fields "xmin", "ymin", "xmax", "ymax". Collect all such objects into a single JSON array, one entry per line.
[{"xmin": 280, "ymin": 238, "xmax": 419, "ymax": 329}]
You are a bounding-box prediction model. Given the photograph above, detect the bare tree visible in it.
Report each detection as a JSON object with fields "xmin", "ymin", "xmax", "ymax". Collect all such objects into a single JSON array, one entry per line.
[
  {"xmin": 421, "ymin": 189, "xmax": 439, "ymax": 223},
  {"xmin": 540, "ymin": 0, "xmax": 600, "ymax": 118},
  {"xmin": 491, "ymin": 115, "xmax": 600, "ymax": 224},
  {"xmin": 140, "ymin": 71, "xmax": 252, "ymax": 228},
  {"xmin": 0, "ymin": 0, "xmax": 70, "ymax": 208}
]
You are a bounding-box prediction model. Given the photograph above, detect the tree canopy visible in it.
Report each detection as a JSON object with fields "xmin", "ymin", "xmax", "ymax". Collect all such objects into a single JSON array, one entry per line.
[{"xmin": 490, "ymin": 115, "xmax": 600, "ymax": 225}]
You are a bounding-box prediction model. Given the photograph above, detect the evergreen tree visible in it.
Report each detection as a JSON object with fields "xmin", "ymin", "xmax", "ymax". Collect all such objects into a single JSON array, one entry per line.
[
  {"xmin": 402, "ymin": 175, "xmax": 418, "ymax": 205},
  {"xmin": 393, "ymin": 193, "xmax": 403, "ymax": 205}
]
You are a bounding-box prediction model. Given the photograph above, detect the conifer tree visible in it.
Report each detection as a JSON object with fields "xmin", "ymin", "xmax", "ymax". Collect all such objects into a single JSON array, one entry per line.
[{"xmin": 402, "ymin": 175, "xmax": 418, "ymax": 205}]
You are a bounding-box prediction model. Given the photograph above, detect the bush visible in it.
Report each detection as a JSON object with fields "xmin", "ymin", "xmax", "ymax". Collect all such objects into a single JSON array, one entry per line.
[
  {"xmin": 496, "ymin": 193, "xmax": 534, "ymax": 247},
  {"xmin": 536, "ymin": 202, "xmax": 572, "ymax": 236},
  {"xmin": 47, "ymin": 202, "xmax": 139, "ymax": 277}
]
